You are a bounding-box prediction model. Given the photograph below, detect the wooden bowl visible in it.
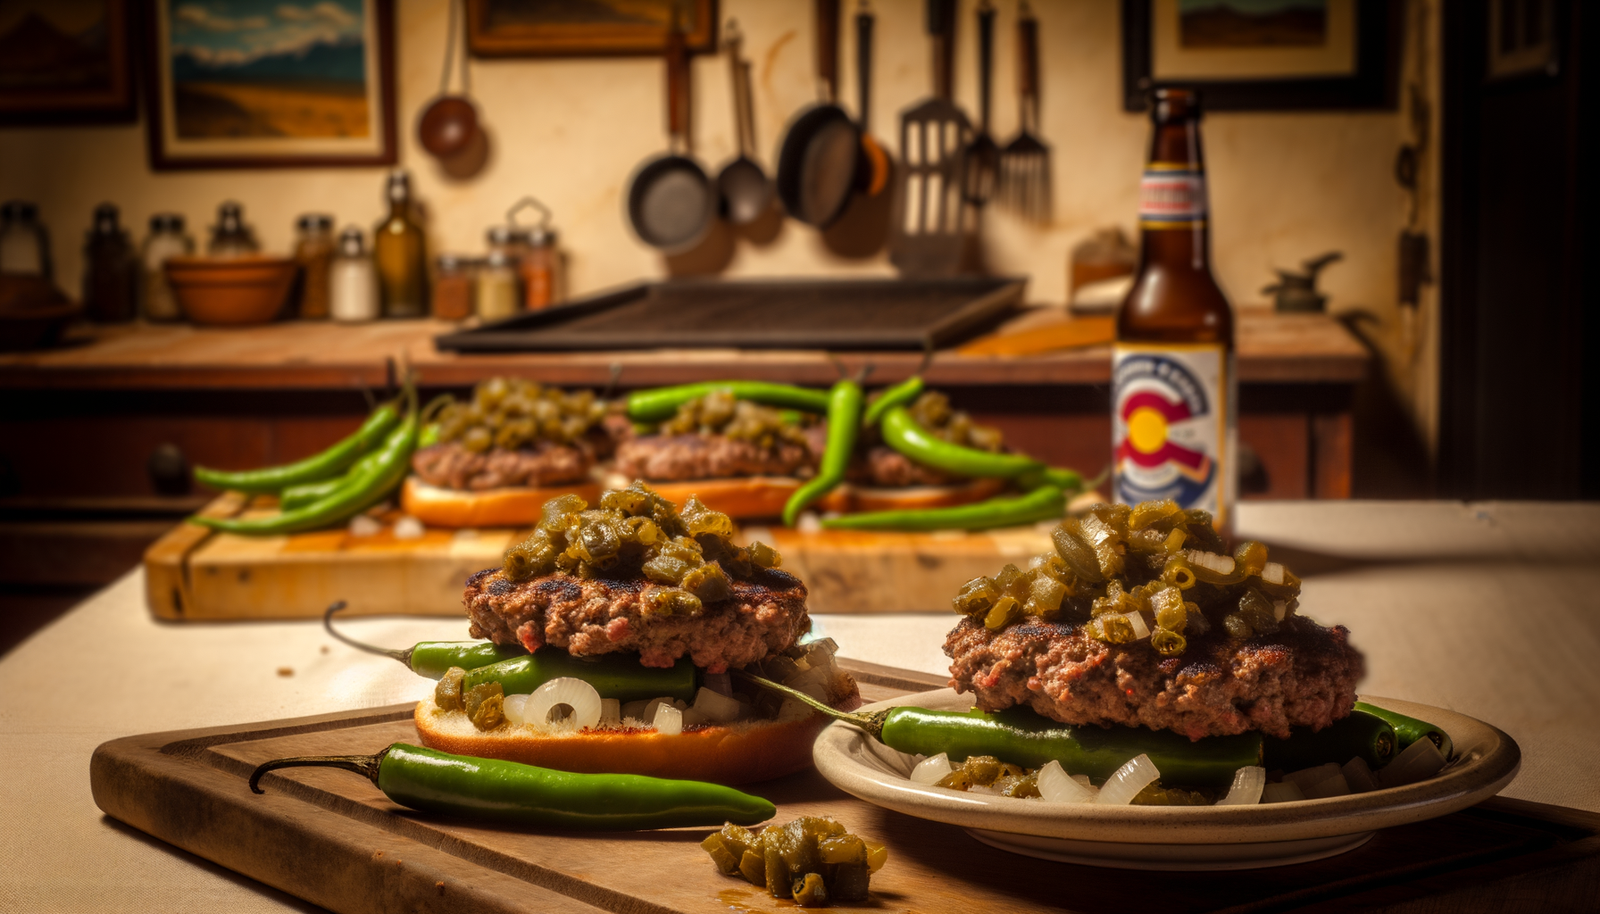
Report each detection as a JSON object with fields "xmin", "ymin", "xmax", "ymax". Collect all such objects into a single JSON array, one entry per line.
[{"xmin": 164, "ymin": 255, "xmax": 296, "ymax": 326}]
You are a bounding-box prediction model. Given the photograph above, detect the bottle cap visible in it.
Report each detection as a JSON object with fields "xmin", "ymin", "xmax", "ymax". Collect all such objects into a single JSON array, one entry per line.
[
  {"xmin": 92, "ymin": 203, "xmax": 120, "ymax": 234},
  {"xmin": 297, "ymin": 213, "xmax": 334, "ymax": 232},
  {"xmin": 338, "ymin": 226, "xmax": 366, "ymax": 256}
]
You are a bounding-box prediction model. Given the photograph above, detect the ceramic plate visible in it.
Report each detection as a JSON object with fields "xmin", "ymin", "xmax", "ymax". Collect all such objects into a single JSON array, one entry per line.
[{"xmin": 812, "ymin": 690, "xmax": 1520, "ymax": 871}]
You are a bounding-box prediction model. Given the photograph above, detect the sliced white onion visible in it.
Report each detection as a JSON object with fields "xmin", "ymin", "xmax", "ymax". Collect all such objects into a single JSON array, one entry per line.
[
  {"xmin": 1122, "ymin": 610, "xmax": 1151, "ymax": 641},
  {"xmin": 1298, "ymin": 768, "xmax": 1352, "ymax": 800},
  {"xmin": 693, "ymin": 687, "xmax": 743, "ymax": 723},
  {"xmin": 1380, "ymin": 737, "xmax": 1447, "ymax": 788},
  {"xmin": 701, "ymin": 671, "xmax": 733, "ymax": 696},
  {"xmin": 348, "ymin": 514, "xmax": 382, "ymax": 537},
  {"xmin": 1261, "ymin": 562, "xmax": 1286, "ymax": 585},
  {"xmin": 393, "ymin": 515, "xmax": 425, "ymax": 540},
  {"xmin": 526, "ymin": 677, "xmax": 602, "ymax": 731},
  {"xmin": 1341, "ymin": 757, "xmax": 1379, "ymax": 793},
  {"xmin": 1286, "ymin": 762, "xmax": 1343, "ymax": 793},
  {"xmin": 642, "ymin": 697, "xmax": 676, "ymax": 722},
  {"xmin": 1185, "ymin": 549, "xmax": 1236, "ymax": 576},
  {"xmin": 910, "ymin": 753, "xmax": 953, "ymax": 785},
  {"xmin": 1273, "ymin": 600, "xmax": 1288, "ymax": 621},
  {"xmin": 1095, "ymin": 754, "xmax": 1160, "ymax": 805},
  {"xmin": 787, "ymin": 668, "xmax": 833, "ymax": 702},
  {"xmin": 502, "ymin": 693, "xmax": 529, "ymax": 726},
  {"xmin": 1215, "ymin": 766, "xmax": 1266, "ymax": 806},
  {"xmin": 1262, "ymin": 780, "xmax": 1306, "ymax": 803},
  {"xmin": 966, "ymin": 784, "xmax": 1002, "ymax": 796},
  {"xmin": 1038, "ymin": 760, "xmax": 1097, "ymax": 803},
  {"xmin": 599, "ymin": 698, "xmax": 621, "ymax": 726},
  {"xmin": 797, "ymin": 512, "xmax": 822, "ymax": 533},
  {"xmin": 1072, "ymin": 773, "xmax": 1092, "ymax": 788},
  {"xmin": 672, "ymin": 698, "xmax": 690, "ymax": 711},
  {"xmin": 681, "ymin": 707, "xmax": 709, "ymax": 728},
  {"xmin": 619, "ymin": 699, "xmax": 650, "ymax": 722},
  {"xmin": 653, "ymin": 702, "xmax": 683, "ymax": 735}
]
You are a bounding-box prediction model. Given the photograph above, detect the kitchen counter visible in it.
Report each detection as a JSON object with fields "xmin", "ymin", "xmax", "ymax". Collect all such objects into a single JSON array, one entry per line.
[{"xmin": 1, "ymin": 500, "xmax": 1597, "ymax": 912}]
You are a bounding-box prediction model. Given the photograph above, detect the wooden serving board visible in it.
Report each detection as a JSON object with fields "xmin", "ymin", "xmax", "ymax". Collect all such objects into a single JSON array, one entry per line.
[
  {"xmin": 90, "ymin": 660, "xmax": 1600, "ymax": 914},
  {"xmin": 143, "ymin": 496, "xmax": 1055, "ymax": 620}
]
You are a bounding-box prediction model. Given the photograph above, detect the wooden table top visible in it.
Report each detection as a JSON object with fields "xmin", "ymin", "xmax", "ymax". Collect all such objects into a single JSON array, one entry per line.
[{"xmin": 0, "ymin": 309, "xmax": 1367, "ymax": 390}]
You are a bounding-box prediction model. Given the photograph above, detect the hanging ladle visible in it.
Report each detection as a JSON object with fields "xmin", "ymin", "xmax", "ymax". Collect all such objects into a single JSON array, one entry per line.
[{"xmin": 418, "ymin": 0, "xmax": 480, "ymax": 160}]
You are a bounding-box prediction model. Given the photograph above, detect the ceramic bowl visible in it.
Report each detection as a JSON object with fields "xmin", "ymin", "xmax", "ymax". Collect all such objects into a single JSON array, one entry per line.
[
  {"xmin": 165, "ymin": 255, "xmax": 296, "ymax": 326},
  {"xmin": 812, "ymin": 689, "xmax": 1521, "ymax": 870}
]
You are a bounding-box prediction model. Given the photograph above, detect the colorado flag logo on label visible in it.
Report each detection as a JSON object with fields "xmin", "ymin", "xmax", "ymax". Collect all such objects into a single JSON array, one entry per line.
[{"xmin": 1112, "ymin": 344, "xmax": 1227, "ymax": 520}]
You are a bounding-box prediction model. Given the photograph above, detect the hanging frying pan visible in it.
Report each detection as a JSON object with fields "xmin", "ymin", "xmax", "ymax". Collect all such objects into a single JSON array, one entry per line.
[
  {"xmin": 627, "ymin": 21, "xmax": 714, "ymax": 251},
  {"xmin": 776, "ymin": 0, "xmax": 861, "ymax": 228}
]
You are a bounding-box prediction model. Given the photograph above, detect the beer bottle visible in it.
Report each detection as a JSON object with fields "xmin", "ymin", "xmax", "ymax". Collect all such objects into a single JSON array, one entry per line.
[
  {"xmin": 373, "ymin": 169, "xmax": 429, "ymax": 318},
  {"xmin": 1113, "ymin": 88, "xmax": 1237, "ymax": 532}
]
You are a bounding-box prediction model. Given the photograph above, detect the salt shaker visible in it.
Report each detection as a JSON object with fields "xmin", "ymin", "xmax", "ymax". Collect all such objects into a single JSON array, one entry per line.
[
  {"xmin": 139, "ymin": 213, "xmax": 193, "ymax": 322},
  {"xmin": 329, "ymin": 226, "xmax": 378, "ymax": 323}
]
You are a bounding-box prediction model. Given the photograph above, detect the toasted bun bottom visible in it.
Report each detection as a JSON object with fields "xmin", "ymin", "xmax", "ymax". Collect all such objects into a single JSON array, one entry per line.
[
  {"xmin": 639, "ymin": 475, "xmax": 1009, "ymax": 521},
  {"xmin": 414, "ymin": 675, "xmax": 862, "ymax": 785},
  {"xmin": 401, "ymin": 476, "xmax": 600, "ymax": 528}
]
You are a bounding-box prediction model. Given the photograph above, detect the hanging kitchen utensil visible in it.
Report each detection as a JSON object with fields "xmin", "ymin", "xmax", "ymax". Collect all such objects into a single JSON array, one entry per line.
[
  {"xmin": 417, "ymin": 0, "xmax": 480, "ymax": 161},
  {"xmin": 716, "ymin": 20, "xmax": 773, "ymax": 226},
  {"xmin": 998, "ymin": 2, "xmax": 1052, "ymax": 224},
  {"xmin": 627, "ymin": 17, "xmax": 715, "ymax": 252},
  {"xmin": 962, "ymin": 0, "xmax": 999, "ymax": 206},
  {"xmin": 776, "ymin": 0, "xmax": 862, "ymax": 228},
  {"xmin": 855, "ymin": 0, "xmax": 890, "ymax": 197},
  {"xmin": 889, "ymin": 0, "xmax": 974, "ymax": 278}
]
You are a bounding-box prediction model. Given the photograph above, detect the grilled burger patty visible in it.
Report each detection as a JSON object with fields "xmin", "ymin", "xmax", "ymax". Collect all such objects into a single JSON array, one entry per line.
[
  {"xmin": 613, "ymin": 434, "xmax": 814, "ymax": 481},
  {"xmin": 412, "ymin": 440, "xmax": 597, "ymax": 491},
  {"xmin": 944, "ymin": 613, "xmax": 1364, "ymax": 741},
  {"xmin": 464, "ymin": 565, "xmax": 811, "ymax": 673}
]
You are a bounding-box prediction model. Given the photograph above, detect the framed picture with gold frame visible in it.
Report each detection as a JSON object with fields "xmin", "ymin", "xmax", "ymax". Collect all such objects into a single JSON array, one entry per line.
[
  {"xmin": 0, "ymin": 0, "xmax": 137, "ymax": 124},
  {"xmin": 143, "ymin": 0, "xmax": 397, "ymax": 170},
  {"xmin": 467, "ymin": 0, "xmax": 717, "ymax": 57},
  {"xmin": 1122, "ymin": 0, "xmax": 1401, "ymax": 111}
]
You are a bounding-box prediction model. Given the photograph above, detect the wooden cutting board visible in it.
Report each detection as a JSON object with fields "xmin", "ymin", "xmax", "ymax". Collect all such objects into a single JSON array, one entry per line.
[
  {"xmin": 142, "ymin": 495, "xmax": 1056, "ymax": 620},
  {"xmin": 90, "ymin": 659, "xmax": 1600, "ymax": 914}
]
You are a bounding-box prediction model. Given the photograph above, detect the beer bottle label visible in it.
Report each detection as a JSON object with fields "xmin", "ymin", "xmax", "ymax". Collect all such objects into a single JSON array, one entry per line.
[
  {"xmin": 1112, "ymin": 343, "xmax": 1234, "ymax": 526},
  {"xmin": 1139, "ymin": 162, "xmax": 1207, "ymax": 230}
]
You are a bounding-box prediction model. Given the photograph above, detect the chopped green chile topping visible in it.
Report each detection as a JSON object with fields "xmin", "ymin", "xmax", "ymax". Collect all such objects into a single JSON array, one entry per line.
[
  {"xmin": 702, "ymin": 816, "xmax": 885, "ymax": 905},
  {"xmin": 659, "ymin": 389, "xmax": 814, "ymax": 451},
  {"xmin": 950, "ymin": 499, "xmax": 1303, "ymax": 655},
  {"xmin": 501, "ymin": 482, "xmax": 783, "ymax": 614},
  {"xmin": 435, "ymin": 666, "xmax": 466, "ymax": 712},
  {"xmin": 906, "ymin": 391, "xmax": 1005, "ymax": 452},
  {"xmin": 434, "ymin": 378, "xmax": 607, "ymax": 451}
]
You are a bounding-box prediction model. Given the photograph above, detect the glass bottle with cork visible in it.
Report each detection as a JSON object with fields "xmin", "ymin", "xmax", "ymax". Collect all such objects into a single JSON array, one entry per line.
[
  {"xmin": 1113, "ymin": 88, "xmax": 1237, "ymax": 534},
  {"xmin": 373, "ymin": 169, "xmax": 429, "ymax": 318},
  {"xmin": 139, "ymin": 213, "xmax": 193, "ymax": 322},
  {"xmin": 83, "ymin": 203, "xmax": 138, "ymax": 323},
  {"xmin": 206, "ymin": 201, "xmax": 259, "ymax": 256}
]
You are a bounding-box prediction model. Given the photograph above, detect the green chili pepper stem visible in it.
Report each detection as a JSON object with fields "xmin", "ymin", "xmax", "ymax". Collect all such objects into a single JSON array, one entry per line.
[
  {"xmin": 862, "ymin": 376, "xmax": 924, "ymax": 427},
  {"xmin": 322, "ymin": 601, "xmax": 412, "ymax": 666},
  {"xmin": 195, "ymin": 399, "xmax": 401, "ymax": 494},
  {"xmin": 880, "ymin": 405, "xmax": 1044, "ymax": 479},
  {"xmin": 250, "ymin": 749, "xmax": 388, "ymax": 794},
  {"xmin": 820, "ymin": 486, "xmax": 1064, "ymax": 532},
  {"xmin": 627, "ymin": 382, "xmax": 831, "ymax": 423},
  {"xmin": 782, "ymin": 379, "xmax": 864, "ymax": 527},
  {"xmin": 736, "ymin": 671, "xmax": 890, "ymax": 740}
]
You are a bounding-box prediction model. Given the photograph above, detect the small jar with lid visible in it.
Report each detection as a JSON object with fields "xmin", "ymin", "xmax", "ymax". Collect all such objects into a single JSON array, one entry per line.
[
  {"xmin": 474, "ymin": 249, "xmax": 521, "ymax": 321},
  {"xmin": 507, "ymin": 197, "xmax": 563, "ymax": 311},
  {"xmin": 0, "ymin": 200, "xmax": 52, "ymax": 279},
  {"xmin": 207, "ymin": 201, "xmax": 260, "ymax": 257},
  {"xmin": 432, "ymin": 254, "xmax": 475, "ymax": 321},
  {"xmin": 83, "ymin": 203, "xmax": 137, "ymax": 323},
  {"xmin": 139, "ymin": 213, "xmax": 193, "ymax": 322},
  {"xmin": 329, "ymin": 226, "xmax": 379, "ymax": 323},
  {"xmin": 293, "ymin": 214, "xmax": 336, "ymax": 319}
]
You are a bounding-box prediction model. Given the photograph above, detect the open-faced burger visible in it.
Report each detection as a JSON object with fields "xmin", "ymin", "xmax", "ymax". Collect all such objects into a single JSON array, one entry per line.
[
  {"xmin": 402, "ymin": 378, "xmax": 618, "ymax": 528},
  {"xmin": 830, "ymin": 389, "xmax": 1012, "ymax": 514},
  {"xmin": 414, "ymin": 479, "xmax": 861, "ymax": 784}
]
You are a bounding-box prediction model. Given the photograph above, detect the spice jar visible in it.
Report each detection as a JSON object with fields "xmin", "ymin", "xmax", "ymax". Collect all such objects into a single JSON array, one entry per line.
[
  {"xmin": 139, "ymin": 213, "xmax": 193, "ymax": 322},
  {"xmin": 293, "ymin": 214, "xmax": 336, "ymax": 319},
  {"xmin": 474, "ymin": 249, "xmax": 520, "ymax": 321},
  {"xmin": 0, "ymin": 200, "xmax": 51, "ymax": 279},
  {"xmin": 207, "ymin": 201, "xmax": 260, "ymax": 256},
  {"xmin": 83, "ymin": 203, "xmax": 137, "ymax": 323},
  {"xmin": 329, "ymin": 226, "xmax": 379, "ymax": 323},
  {"xmin": 507, "ymin": 196, "xmax": 563, "ymax": 310},
  {"xmin": 432, "ymin": 254, "xmax": 474, "ymax": 321}
]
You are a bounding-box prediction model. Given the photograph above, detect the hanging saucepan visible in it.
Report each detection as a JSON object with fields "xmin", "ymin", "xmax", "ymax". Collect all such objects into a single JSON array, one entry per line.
[
  {"xmin": 776, "ymin": 0, "xmax": 861, "ymax": 228},
  {"xmin": 627, "ymin": 20, "xmax": 714, "ymax": 251},
  {"xmin": 417, "ymin": 0, "xmax": 480, "ymax": 160}
]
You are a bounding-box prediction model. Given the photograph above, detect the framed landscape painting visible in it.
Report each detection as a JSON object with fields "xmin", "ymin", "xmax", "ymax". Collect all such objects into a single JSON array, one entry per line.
[
  {"xmin": 0, "ymin": 0, "xmax": 136, "ymax": 124},
  {"xmin": 467, "ymin": 0, "xmax": 717, "ymax": 57},
  {"xmin": 1122, "ymin": 0, "xmax": 1400, "ymax": 111},
  {"xmin": 144, "ymin": 0, "xmax": 396, "ymax": 169}
]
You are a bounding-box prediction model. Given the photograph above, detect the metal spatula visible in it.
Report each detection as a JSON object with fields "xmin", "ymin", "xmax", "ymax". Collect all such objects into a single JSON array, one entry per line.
[
  {"xmin": 890, "ymin": 0, "xmax": 974, "ymax": 277},
  {"xmin": 999, "ymin": 3, "xmax": 1051, "ymax": 224}
]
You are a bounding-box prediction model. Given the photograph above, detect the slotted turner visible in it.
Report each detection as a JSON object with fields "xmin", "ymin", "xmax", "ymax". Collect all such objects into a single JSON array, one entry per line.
[
  {"xmin": 890, "ymin": 0, "xmax": 974, "ymax": 277},
  {"xmin": 999, "ymin": 3, "xmax": 1052, "ymax": 224}
]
